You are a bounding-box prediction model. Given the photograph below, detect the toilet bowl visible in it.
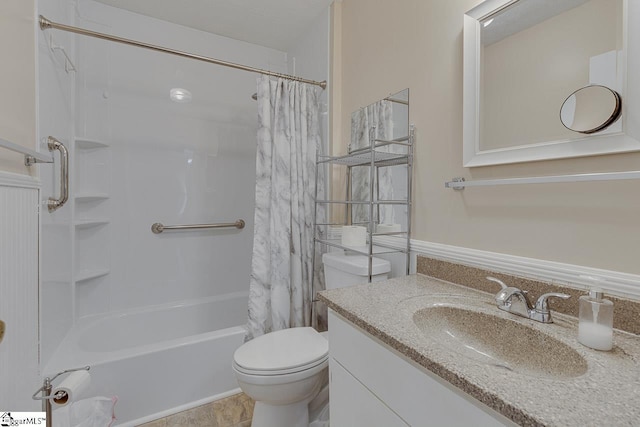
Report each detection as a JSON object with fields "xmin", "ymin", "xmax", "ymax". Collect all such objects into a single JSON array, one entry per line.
[{"xmin": 232, "ymin": 327, "xmax": 328, "ymax": 427}]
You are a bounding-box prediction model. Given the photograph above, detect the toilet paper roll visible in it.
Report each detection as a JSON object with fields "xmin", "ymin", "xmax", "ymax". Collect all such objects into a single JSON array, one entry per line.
[
  {"xmin": 52, "ymin": 370, "xmax": 91, "ymax": 407},
  {"xmin": 376, "ymin": 223, "xmax": 401, "ymax": 234},
  {"xmin": 341, "ymin": 226, "xmax": 367, "ymax": 247}
]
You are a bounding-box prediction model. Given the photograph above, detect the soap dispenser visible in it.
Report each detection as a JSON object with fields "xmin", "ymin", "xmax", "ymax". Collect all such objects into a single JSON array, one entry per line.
[{"xmin": 578, "ymin": 288, "xmax": 613, "ymax": 351}]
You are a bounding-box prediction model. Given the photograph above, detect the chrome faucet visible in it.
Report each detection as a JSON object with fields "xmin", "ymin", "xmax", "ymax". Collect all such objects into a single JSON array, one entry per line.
[{"xmin": 487, "ymin": 277, "xmax": 570, "ymax": 323}]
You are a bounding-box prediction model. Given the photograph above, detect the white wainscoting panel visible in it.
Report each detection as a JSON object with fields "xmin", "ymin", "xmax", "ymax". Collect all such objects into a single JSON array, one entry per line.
[{"xmin": 0, "ymin": 179, "xmax": 40, "ymax": 409}]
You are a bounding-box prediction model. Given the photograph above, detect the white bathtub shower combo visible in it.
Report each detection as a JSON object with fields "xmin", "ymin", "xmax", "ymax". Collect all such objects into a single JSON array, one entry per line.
[
  {"xmin": 37, "ymin": 0, "xmax": 329, "ymax": 424},
  {"xmin": 46, "ymin": 294, "xmax": 248, "ymax": 425}
]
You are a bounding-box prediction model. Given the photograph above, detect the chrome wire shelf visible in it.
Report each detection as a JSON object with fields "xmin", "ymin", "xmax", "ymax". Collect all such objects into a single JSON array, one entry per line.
[
  {"xmin": 318, "ymin": 151, "xmax": 409, "ymax": 167},
  {"xmin": 315, "ymin": 199, "xmax": 410, "ymax": 205},
  {"xmin": 310, "ymin": 120, "xmax": 414, "ymax": 314},
  {"xmin": 314, "ymin": 238, "xmax": 410, "ymax": 255}
]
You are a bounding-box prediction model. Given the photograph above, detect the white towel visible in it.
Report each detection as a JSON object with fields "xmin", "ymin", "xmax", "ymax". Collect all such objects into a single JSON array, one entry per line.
[{"xmin": 53, "ymin": 396, "xmax": 117, "ymax": 427}]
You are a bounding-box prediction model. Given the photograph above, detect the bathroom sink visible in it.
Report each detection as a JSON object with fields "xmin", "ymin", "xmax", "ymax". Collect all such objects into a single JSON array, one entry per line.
[{"xmin": 413, "ymin": 305, "xmax": 588, "ymax": 379}]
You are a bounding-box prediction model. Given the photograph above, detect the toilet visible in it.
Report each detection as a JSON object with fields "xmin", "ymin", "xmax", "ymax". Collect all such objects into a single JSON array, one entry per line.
[
  {"xmin": 232, "ymin": 251, "xmax": 391, "ymax": 427},
  {"xmin": 322, "ymin": 251, "xmax": 393, "ymax": 288}
]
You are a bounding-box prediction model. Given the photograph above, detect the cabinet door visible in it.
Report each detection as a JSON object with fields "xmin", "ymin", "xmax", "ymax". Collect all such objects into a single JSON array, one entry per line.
[
  {"xmin": 329, "ymin": 310, "xmax": 514, "ymax": 427},
  {"xmin": 330, "ymin": 358, "xmax": 409, "ymax": 427}
]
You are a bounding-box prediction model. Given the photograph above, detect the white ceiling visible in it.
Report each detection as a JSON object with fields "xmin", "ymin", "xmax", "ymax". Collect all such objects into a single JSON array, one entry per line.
[{"xmin": 93, "ymin": 0, "xmax": 333, "ymax": 51}]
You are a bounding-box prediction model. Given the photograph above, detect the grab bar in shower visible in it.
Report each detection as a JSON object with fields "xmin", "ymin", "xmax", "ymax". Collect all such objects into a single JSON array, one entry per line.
[
  {"xmin": 151, "ymin": 220, "xmax": 245, "ymax": 234},
  {"xmin": 0, "ymin": 135, "xmax": 69, "ymax": 212},
  {"xmin": 31, "ymin": 136, "xmax": 69, "ymax": 212}
]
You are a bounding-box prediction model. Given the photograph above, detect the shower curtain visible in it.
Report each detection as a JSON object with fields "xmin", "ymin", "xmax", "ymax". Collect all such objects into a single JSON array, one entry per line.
[
  {"xmin": 350, "ymin": 100, "xmax": 394, "ymax": 225},
  {"xmin": 246, "ymin": 75, "xmax": 324, "ymax": 340}
]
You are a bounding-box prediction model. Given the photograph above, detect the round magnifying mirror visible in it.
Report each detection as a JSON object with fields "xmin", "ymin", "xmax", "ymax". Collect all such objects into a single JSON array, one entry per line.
[{"xmin": 560, "ymin": 85, "xmax": 621, "ymax": 134}]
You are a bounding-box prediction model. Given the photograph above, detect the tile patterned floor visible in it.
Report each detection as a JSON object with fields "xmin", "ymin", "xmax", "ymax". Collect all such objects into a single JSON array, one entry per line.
[{"xmin": 138, "ymin": 393, "xmax": 254, "ymax": 427}]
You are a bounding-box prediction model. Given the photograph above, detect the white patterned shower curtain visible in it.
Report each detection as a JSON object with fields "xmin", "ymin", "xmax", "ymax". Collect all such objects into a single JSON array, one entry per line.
[{"xmin": 246, "ymin": 75, "xmax": 324, "ymax": 340}]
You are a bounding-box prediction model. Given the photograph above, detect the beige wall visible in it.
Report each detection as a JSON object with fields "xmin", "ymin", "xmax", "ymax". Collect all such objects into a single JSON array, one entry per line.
[
  {"xmin": 334, "ymin": 0, "xmax": 640, "ymax": 275},
  {"xmin": 482, "ymin": 0, "xmax": 621, "ymax": 150},
  {"xmin": 0, "ymin": 0, "xmax": 37, "ymax": 176}
]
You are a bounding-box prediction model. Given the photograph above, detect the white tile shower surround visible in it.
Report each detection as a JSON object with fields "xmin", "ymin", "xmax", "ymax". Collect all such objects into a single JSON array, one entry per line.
[
  {"xmin": 70, "ymin": 0, "xmax": 280, "ymax": 318},
  {"xmin": 39, "ymin": 0, "xmax": 284, "ymax": 363}
]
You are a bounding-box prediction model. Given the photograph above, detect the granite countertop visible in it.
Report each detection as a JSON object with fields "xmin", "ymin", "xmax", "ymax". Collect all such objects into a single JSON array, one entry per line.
[{"xmin": 318, "ymin": 274, "xmax": 640, "ymax": 427}]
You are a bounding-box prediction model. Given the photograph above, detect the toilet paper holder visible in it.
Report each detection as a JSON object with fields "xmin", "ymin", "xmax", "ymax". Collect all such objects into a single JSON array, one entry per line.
[{"xmin": 32, "ymin": 366, "xmax": 90, "ymax": 427}]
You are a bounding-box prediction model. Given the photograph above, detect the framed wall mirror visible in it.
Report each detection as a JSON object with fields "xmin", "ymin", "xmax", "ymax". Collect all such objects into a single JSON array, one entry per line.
[{"xmin": 463, "ymin": 0, "xmax": 640, "ymax": 167}]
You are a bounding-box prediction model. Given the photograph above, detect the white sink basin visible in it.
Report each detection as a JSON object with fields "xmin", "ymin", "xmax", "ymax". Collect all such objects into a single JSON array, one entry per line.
[{"xmin": 412, "ymin": 305, "xmax": 588, "ymax": 379}]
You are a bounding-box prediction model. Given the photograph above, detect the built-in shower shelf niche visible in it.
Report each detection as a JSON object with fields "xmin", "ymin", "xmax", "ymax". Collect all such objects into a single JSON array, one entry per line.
[
  {"xmin": 75, "ymin": 138, "xmax": 109, "ymax": 149},
  {"xmin": 75, "ymin": 268, "xmax": 110, "ymax": 283},
  {"xmin": 75, "ymin": 224, "xmax": 109, "ymax": 278},
  {"xmin": 75, "ymin": 193, "xmax": 110, "ymax": 219},
  {"xmin": 74, "ymin": 219, "xmax": 110, "ymax": 229},
  {"xmin": 75, "ymin": 192, "xmax": 110, "ymax": 202},
  {"xmin": 74, "ymin": 137, "xmax": 110, "ymax": 197},
  {"xmin": 71, "ymin": 137, "xmax": 112, "ymax": 321}
]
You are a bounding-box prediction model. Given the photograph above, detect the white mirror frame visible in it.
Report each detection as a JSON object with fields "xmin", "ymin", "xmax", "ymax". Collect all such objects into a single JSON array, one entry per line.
[{"xmin": 463, "ymin": 0, "xmax": 640, "ymax": 167}]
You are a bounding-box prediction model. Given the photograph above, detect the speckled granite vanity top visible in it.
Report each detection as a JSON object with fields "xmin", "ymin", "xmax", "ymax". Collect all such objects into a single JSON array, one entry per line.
[{"xmin": 318, "ymin": 274, "xmax": 640, "ymax": 427}]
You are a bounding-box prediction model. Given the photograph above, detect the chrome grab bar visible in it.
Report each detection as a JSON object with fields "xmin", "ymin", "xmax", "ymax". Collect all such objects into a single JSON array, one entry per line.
[
  {"xmin": 151, "ymin": 219, "xmax": 245, "ymax": 234},
  {"xmin": 24, "ymin": 136, "xmax": 69, "ymax": 212},
  {"xmin": 47, "ymin": 137, "xmax": 69, "ymax": 212}
]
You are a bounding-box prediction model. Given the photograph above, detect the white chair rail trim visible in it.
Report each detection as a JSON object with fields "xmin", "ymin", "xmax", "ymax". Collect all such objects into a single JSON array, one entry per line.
[
  {"xmin": 0, "ymin": 170, "xmax": 41, "ymax": 189},
  {"xmin": 374, "ymin": 236, "xmax": 640, "ymax": 301}
]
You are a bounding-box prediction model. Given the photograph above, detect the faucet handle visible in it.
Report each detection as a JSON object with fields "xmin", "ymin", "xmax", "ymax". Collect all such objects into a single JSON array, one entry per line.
[
  {"xmin": 486, "ymin": 276, "xmax": 508, "ymax": 290},
  {"xmin": 534, "ymin": 292, "xmax": 570, "ymax": 314}
]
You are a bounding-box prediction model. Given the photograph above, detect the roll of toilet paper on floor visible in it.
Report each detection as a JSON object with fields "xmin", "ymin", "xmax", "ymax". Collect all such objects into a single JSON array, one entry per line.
[
  {"xmin": 52, "ymin": 370, "xmax": 91, "ymax": 407},
  {"xmin": 376, "ymin": 223, "xmax": 401, "ymax": 234},
  {"xmin": 341, "ymin": 226, "xmax": 367, "ymax": 247}
]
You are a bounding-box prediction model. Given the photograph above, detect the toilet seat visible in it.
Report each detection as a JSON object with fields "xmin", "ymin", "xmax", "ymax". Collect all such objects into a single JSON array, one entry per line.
[
  {"xmin": 234, "ymin": 355, "xmax": 328, "ymax": 376},
  {"xmin": 233, "ymin": 327, "xmax": 328, "ymax": 376},
  {"xmin": 233, "ymin": 356, "xmax": 328, "ymax": 389}
]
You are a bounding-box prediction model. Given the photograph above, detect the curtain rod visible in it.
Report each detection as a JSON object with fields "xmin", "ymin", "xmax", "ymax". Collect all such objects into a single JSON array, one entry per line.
[{"xmin": 39, "ymin": 15, "xmax": 327, "ymax": 90}]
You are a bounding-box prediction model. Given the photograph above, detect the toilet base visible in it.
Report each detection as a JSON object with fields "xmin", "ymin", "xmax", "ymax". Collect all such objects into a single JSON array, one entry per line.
[{"xmin": 251, "ymin": 399, "xmax": 310, "ymax": 427}]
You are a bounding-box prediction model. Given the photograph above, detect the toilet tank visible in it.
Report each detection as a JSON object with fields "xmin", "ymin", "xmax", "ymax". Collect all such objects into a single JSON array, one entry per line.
[{"xmin": 322, "ymin": 252, "xmax": 391, "ymax": 290}]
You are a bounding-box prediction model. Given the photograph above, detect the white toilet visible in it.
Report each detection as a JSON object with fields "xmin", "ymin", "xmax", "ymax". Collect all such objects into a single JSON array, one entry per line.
[
  {"xmin": 232, "ymin": 251, "xmax": 391, "ymax": 427},
  {"xmin": 322, "ymin": 251, "xmax": 393, "ymax": 288}
]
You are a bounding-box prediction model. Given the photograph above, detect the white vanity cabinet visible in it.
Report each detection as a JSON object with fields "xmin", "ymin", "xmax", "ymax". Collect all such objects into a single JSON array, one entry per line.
[{"xmin": 328, "ymin": 310, "xmax": 514, "ymax": 427}]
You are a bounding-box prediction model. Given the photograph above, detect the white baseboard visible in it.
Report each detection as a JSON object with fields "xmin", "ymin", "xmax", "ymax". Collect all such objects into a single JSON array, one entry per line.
[{"xmin": 373, "ymin": 236, "xmax": 640, "ymax": 300}]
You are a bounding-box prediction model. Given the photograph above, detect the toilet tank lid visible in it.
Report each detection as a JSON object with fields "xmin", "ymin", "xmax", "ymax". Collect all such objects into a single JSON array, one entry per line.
[{"xmin": 322, "ymin": 252, "xmax": 391, "ymax": 276}]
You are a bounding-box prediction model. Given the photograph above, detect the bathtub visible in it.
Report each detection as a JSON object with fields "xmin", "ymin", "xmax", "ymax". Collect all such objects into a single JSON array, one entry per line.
[{"xmin": 43, "ymin": 291, "xmax": 249, "ymax": 426}]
